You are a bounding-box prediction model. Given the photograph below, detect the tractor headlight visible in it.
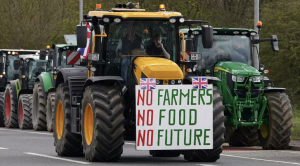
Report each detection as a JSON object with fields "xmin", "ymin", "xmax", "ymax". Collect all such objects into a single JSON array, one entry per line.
[
  {"xmin": 251, "ymin": 76, "xmax": 262, "ymax": 82},
  {"xmin": 232, "ymin": 75, "xmax": 245, "ymax": 82}
]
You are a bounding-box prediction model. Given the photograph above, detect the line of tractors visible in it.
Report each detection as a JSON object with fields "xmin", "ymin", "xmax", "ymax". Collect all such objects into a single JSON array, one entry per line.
[{"xmin": 0, "ymin": 2, "xmax": 292, "ymax": 163}]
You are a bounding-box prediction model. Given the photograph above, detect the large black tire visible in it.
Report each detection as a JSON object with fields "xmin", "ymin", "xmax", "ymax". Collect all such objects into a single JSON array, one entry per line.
[
  {"xmin": 81, "ymin": 84, "xmax": 125, "ymax": 162},
  {"xmin": 258, "ymin": 92, "xmax": 292, "ymax": 150},
  {"xmin": 53, "ymin": 83, "xmax": 83, "ymax": 156},
  {"xmin": 46, "ymin": 92, "xmax": 55, "ymax": 132},
  {"xmin": 227, "ymin": 127, "xmax": 259, "ymax": 147},
  {"xmin": 0, "ymin": 92, "xmax": 5, "ymax": 127},
  {"xmin": 183, "ymin": 86, "xmax": 225, "ymax": 162},
  {"xmin": 3, "ymin": 84, "xmax": 18, "ymax": 128},
  {"xmin": 149, "ymin": 150, "xmax": 181, "ymax": 157},
  {"xmin": 32, "ymin": 81, "xmax": 47, "ymax": 131},
  {"xmin": 17, "ymin": 94, "xmax": 33, "ymax": 129}
]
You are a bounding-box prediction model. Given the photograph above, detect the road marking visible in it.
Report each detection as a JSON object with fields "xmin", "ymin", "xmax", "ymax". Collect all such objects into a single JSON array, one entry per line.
[
  {"xmin": 221, "ymin": 154, "xmax": 300, "ymax": 165},
  {"xmin": 0, "ymin": 128, "xmax": 52, "ymax": 136},
  {"xmin": 125, "ymin": 142, "xmax": 135, "ymax": 145},
  {"xmin": 0, "ymin": 147, "xmax": 8, "ymax": 150},
  {"xmin": 24, "ymin": 152, "xmax": 90, "ymax": 165}
]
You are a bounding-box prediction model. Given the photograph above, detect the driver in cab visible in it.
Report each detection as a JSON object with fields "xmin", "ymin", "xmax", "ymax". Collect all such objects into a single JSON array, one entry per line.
[
  {"xmin": 146, "ymin": 34, "xmax": 170, "ymax": 59},
  {"xmin": 32, "ymin": 62, "xmax": 45, "ymax": 77},
  {"xmin": 117, "ymin": 26, "xmax": 143, "ymax": 82}
]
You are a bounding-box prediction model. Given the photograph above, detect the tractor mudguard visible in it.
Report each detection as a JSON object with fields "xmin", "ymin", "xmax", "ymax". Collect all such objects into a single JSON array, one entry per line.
[
  {"xmin": 264, "ymin": 87, "xmax": 286, "ymax": 92},
  {"xmin": 263, "ymin": 76, "xmax": 274, "ymax": 87},
  {"xmin": 83, "ymin": 76, "xmax": 124, "ymax": 90},
  {"xmin": 8, "ymin": 80, "xmax": 21, "ymax": 102},
  {"xmin": 35, "ymin": 72, "xmax": 53, "ymax": 96},
  {"xmin": 183, "ymin": 76, "xmax": 221, "ymax": 84},
  {"xmin": 55, "ymin": 68, "xmax": 88, "ymax": 88}
]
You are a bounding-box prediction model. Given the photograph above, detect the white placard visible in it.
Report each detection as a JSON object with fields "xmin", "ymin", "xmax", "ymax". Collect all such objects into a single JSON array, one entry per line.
[{"xmin": 135, "ymin": 84, "xmax": 213, "ymax": 150}]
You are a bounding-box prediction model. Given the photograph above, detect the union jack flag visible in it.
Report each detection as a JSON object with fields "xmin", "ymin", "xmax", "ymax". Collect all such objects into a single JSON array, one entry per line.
[
  {"xmin": 140, "ymin": 78, "xmax": 156, "ymax": 90},
  {"xmin": 192, "ymin": 77, "xmax": 208, "ymax": 89},
  {"xmin": 77, "ymin": 22, "xmax": 92, "ymax": 59}
]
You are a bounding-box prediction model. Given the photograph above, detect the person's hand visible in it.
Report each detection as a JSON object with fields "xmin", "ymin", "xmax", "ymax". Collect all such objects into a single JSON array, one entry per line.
[{"xmin": 157, "ymin": 40, "xmax": 163, "ymax": 48}]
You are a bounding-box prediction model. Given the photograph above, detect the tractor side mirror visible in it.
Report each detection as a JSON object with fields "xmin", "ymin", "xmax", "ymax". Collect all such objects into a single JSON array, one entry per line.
[
  {"xmin": 76, "ymin": 25, "xmax": 87, "ymax": 48},
  {"xmin": 13, "ymin": 60, "xmax": 21, "ymax": 70},
  {"xmin": 201, "ymin": 25, "xmax": 213, "ymax": 48},
  {"xmin": 39, "ymin": 50, "xmax": 46, "ymax": 60},
  {"xmin": 48, "ymin": 53, "xmax": 53, "ymax": 60},
  {"xmin": 0, "ymin": 63, "xmax": 4, "ymax": 74},
  {"xmin": 271, "ymin": 35, "xmax": 279, "ymax": 51}
]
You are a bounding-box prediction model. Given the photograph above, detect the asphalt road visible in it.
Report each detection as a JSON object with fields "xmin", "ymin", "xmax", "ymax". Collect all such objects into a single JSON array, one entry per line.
[{"xmin": 0, "ymin": 127, "xmax": 300, "ymax": 166}]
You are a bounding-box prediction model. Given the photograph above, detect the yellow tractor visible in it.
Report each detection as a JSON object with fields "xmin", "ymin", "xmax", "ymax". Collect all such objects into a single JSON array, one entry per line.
[{"xmin": 53, "ymin": 2, "xmax": 225, "ymax": 162}]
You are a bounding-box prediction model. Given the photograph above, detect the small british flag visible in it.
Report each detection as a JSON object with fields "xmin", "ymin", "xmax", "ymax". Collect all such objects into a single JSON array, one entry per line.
[
  {"xmin": 140, "ymin": 78, "xmax": 156, "ymax": 90},
  {"xmin": 192, "ymin": 77, "xmax": 208, "ymax": 89}
]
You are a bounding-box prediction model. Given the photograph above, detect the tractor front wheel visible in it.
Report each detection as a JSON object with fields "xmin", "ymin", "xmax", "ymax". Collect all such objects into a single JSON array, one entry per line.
[
  {"xmin": 0, "ymin": 92, "xmax": 4, "ymax": 127},
  {"xmin": 258, "ymin": 92, "xmax": 292, "ymax": 150},
  {"xmin": 32, "ymin": 82, "xmax": 47, "ymax": 131},
  {"xmin": 53, "ymin": 83, "xmax": 83, "ymax": 156},
  {"xmin": 17, "ymin": 94, "xmax": 33, "ymax": 129},
  {"xmin": 227, "ymin": 127, "xmax": 259, "ymax": 147},
  {"xmin": 3, "ymin": 84, "xmax": 18, "ymax": 128},
  {"xmin": 183, "ymin": 86, "xmax": 225, "ymax": 162},
  {"xmin": 46, "ymin": 92, "xmax": 55, "ymax": 132},
  {"xmin": 81, "ymin": 84, "xmax": 125, "ymax": 162}
]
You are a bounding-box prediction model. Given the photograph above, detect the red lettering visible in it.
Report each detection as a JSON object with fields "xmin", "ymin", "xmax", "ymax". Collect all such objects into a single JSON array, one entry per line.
[
  {"xmin": 137, "ymin": 90, "xmax": 145, "ymax": 106},
  {"xmin": 147, "ymin": 130, "xmax": 153, "ymax": 146},
  {"xmin": 137, "ymin": 110, "xmax": 145, "ymax": 126},
  {"xmin": 147, "ymin": 109, "xmax": 153, "ymax": 126},
  {"xmin": 137, "ymin": 130, "xmax": 146, "ymax": 146},
  {"xmin": 146, "ymin": 90, "xmax": 153, "ymax": 106}
]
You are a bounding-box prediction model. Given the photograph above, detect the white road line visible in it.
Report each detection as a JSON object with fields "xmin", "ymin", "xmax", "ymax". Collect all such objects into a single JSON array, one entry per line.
[
  {"xmin": 221, "ymin": 154, "xmax": 300, "ymax": 165},
  {"xmin": 125, "ymin": 142, "xmax": 135, "ymax": 145},
  {"xmin": 0, "ymin": 147, "xmax": 8, "ymax": 150},
  {"xmin": 0, "ymin": 128, "xmax": 52, "ymax": 135},
  {"xmin": 24, "ymin": 152, "xmax": 90, "ymax": 165}
]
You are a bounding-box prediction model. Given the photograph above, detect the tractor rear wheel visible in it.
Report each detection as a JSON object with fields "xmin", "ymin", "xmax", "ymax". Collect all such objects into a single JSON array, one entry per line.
[
  {"xmin": 17, "ymin": 94, "xmax": 33, "ymax": 129},
  {"xmin": 32, "ymin": 81, "xmax": 47, "ymax": 131},
  {"xmin": 3, "ymin": 84, "xmax": 18, "ymax": 128},
  {"xmin": 227, "ymin": 127, "xmax": 259, "ymax": 147},
  {"xmin": 183, "ymin": 86, "xmax": 225, "ymax": 162},
  {"xmin": 46, "ymin": 92, "xmax": 55, "ymax": 132},
  {"xmin": 149, "ymin": 150, "xmax": 181, "ymax": 157},
  {"xmin": 0, "ymin": 92, "xmax": 5, "ymax": 127},
  {"xmin": 258, "ymin": 92, "xmax": 292, "ymax": 150},
  {"xmin": 53, "ymin": 83, "xmax": 83, "ymax": 156},
  {"xmin": 81, "ymin": 84, "xmax": 125, "ymax": 162}
]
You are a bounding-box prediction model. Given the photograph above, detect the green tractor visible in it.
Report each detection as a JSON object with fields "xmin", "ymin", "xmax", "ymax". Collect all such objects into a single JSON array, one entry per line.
[
  {"xmin": 179, "ymin": 22, "xmax": 292, "ymax": 149},
  {"xmin": 0, "ymin": 49, "xmax": 49, "ymax": 129},
  {"xmin": 32, "ymin": 41, "xmax": 83, "ymax": 131}
]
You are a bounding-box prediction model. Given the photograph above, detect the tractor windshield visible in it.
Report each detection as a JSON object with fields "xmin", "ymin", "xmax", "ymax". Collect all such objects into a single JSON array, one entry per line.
[
  {"xmin": 197, "ymin": 35, "xmax": 252, "ymax": 66},
  {"xmin": 105, "ymin": 21, "xmax": 177, "ymax": 76}
]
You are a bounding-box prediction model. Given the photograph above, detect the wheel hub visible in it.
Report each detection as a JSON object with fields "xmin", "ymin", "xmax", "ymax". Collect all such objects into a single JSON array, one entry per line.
[
  {"xmin": 19, "ymin": 101, "xmax": 23, "ymax": 123},
  {"xmin": 56, "ymin": 101, "xmax": 64, "ymax": 140},
  {"xmin": 5, "ymin": 93, "xmax": 11, "ymax": 120},
  {"xmin": 84, "ymin": 104, "xmax": 94, "ymax": 145},
  {"xmin": 260, "ymin": 125, "xmax": 269, "ymax": 138}
]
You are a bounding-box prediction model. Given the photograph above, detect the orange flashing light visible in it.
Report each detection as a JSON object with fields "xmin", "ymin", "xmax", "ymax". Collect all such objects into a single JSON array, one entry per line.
[
  {"xmin": 159, "ymin": 4, "xmax": 165, "ymax": 9},
  {"xmin": 21, "ymin": 75, "xmax": 25, "ymax": 78},
  {"xmin": 46, "ymin": 45, "xmax": 50, "ymax": 49},
  {"xmin": 264, "ymin": 70, "xmax": 269, "ymax": 74},
  {"xmin": 256, "ymin": 21, "xmax": 262, "ymax": 27},
  {"xmin": 143, "ymin": 29, "xmax": 148, "ymax": 34},
  {"xmin": 96, "ymin": 4, "xmax": 101, "ymax": 9},
  {"xmin": 20, "ymin": 48, "xmax": 24, "ymax": 50}
]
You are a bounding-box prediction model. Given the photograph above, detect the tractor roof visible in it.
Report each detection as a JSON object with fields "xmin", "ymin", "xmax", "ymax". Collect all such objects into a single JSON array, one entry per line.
[
  {"xmin": 180, "ymin": 27, "xmax": 257, "ymax": 36},
  {"xmin": 0, "ymin": 49, "xmax": 39, "ymax": 53},
  {"xmin": 88, "ymin": 11, "xmax": 182, "ymax": 19}
]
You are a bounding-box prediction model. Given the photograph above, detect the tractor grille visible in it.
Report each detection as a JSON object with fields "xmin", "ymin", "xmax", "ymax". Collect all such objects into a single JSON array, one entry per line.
[{"xmin": 226, "ymin": 73, "xmax": 262, "ymax": 98}]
